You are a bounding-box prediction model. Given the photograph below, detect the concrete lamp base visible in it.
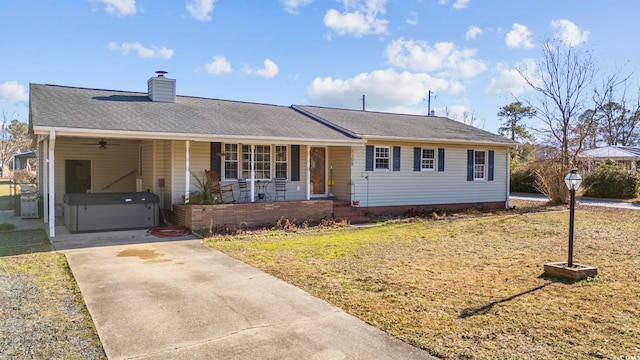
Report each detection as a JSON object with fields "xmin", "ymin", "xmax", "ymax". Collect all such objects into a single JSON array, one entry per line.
[{"xmin": 544, "ymin": 262, "xmax": 598, "ymax": 280}]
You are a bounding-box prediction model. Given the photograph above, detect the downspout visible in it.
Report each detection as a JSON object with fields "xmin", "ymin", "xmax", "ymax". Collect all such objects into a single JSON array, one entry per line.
[
  {"xmin": 42, "ymin": 138, "xmax": 49, "ymax": 224},
  {"xmin": 185, "ymin": 141, "xmax": 190, "ymax": 203},
  {"xmin": 505, "ymin": 148, "xmax": 511, "ymax": 209},
  {"xmin": 48, "ymin": 130, "xmax": 56, "ymax": 237},
  {"xmin": 306, "ymin": 146, "xmax": 311, "ymax": 200}
]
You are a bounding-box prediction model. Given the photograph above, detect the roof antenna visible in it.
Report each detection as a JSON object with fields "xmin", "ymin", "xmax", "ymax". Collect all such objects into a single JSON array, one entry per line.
[
  {"xmin": 425, "ymin": 90, "xmax": 435, "ymax": 116},
  {"xmin": 361, "ymin": 94, "xmax": 365, "ymax": 111}
]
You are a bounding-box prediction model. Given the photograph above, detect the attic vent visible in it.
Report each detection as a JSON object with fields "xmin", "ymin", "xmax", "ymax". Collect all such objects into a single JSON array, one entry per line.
[{"xmin": 147, "ymin": 71, "xmax": 176, "ymax": 103}]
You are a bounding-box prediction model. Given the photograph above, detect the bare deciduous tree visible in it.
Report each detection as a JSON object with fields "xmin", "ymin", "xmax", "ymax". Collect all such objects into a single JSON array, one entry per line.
[
  {"xmin": 1, "ymin": 111, "xmax": 30, "ymax": 177},
  {"xmin": 591, "ymin": 71, "xmax": 640, "ymax": 146},
  {"xmin": 519, "ymin": 39, "xmax": 596, "ymax": 168}
]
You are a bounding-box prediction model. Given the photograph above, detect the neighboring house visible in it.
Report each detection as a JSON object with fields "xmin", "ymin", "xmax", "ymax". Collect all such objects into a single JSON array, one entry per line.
[
  {"xmin": 579, "ymin": 146, "xmax": 640, "ymax": 171},
  {"xmin": 12, "ymin": 151, "xmax": 37, "ymax": 171},
  {"xmin": 29, "ymin": 73, "xmax": 517, "ymax": 237}
]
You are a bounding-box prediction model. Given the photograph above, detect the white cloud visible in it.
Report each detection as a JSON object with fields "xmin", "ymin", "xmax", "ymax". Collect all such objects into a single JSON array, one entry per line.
[
  {"xmin": 92, "ymin": 0, "xmax": 136, "ymax": 17},
  {"xmin": 108, "ymin": 42, "xmax": 174, "ymax": 59},
  {"xmin": 186, "ymin": 0, "xmax": 215, "ymax": 21},
  {"xmin": 484, "ymin": 59, "xmax": 536, "ymax": 96},
  {"xmin": 439, "ymin": 0, "xmax": 470, "ymax": 10},
  {"xmin": 0, "ymin": 81, "xmax": 28, "ymax": 104},
  {"xmin": 306, "ymin": 68, "xmax": 464, "ymax": 112},
  {"xmin": 506, "ymin": 23, "xmax": 534, "ymax": 49},
  {"xmin": 405, "ymin": 11, "xmax": 418, "ymax": 26},
  {"xmin": 282, "ymin": 0, "xmax": 313, "ymax": 14},
  {"xmin": 550, "ymin": 19, "xmax": 589, "ymax": 47},
  {"xmin": 323, "ymin": 0, "xmax": 388, "ymax": 36},
  {"xmin": 245, "ymin": 59, "xmax": 280, "ymax": 78},
  {"xmin": 204, "ymin": 56, "xmax": 232, "ymax": 75},
  {"xmin": 465, "ymin": 26, "xmax": 482, "ymax": 40},
  {"xmin": 385, "ymin": 38, "xmax": 487, "ymax": 79}
]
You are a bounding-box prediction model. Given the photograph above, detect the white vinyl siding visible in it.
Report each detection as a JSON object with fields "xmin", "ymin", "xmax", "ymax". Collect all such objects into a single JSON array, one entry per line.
[
  {"xmin": 172, "ymin": 141, "xmax": 209, "ymax": 205},
  {"xmin": 328, "ymin": 146, "xmax": 352, "ymax": 201},
  {"xmin": 52, "ymin": 138, "xmax": 141, "ymax": 205},
  {"xmin": 352, "ymin": 142, "xmax": 508, "ymax": 207}
]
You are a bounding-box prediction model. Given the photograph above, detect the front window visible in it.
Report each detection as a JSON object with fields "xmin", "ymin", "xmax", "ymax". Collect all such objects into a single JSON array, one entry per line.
[
  {"xmin": 225, "ymin": 143, "xmax": 278, "ymax": 180},
  {"xmin": 275, "ymin": 145, "xmax": 288, "ymax": 178},
  {"xmin": 375, "ymin": 146, "xmax": 390, "ymax": 170},
  {"xmin": 474, "ymin": 150, "xmax": 486, "ymax": 180},
  {"xmin": 224, "ymin": 144, "xmax": 238, "ymax": 179},
  {"xmin": 421, "ymin": 148, "xmax": 435, "ymax": 171},
  {"xmin": 240, "ymin": 145, "xmax": 271, "ymax": 179}
]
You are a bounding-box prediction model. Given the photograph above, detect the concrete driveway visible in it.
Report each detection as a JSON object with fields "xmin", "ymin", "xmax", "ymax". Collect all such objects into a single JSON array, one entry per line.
[{"xmin": 58, "ymin": 234, "xmax": 435, "ymax": 359}]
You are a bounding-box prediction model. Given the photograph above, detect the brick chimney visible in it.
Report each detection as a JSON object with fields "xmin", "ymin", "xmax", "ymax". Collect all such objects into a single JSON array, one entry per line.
[{"xmin": 147, "ymin": 71, "xmax": 176, "ymax": 103}]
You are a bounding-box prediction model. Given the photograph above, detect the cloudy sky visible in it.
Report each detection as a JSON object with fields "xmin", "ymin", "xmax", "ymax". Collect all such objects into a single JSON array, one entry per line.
[{"xmin": 1, "ymin": 0, "xmax": 638, "ymax": 133}]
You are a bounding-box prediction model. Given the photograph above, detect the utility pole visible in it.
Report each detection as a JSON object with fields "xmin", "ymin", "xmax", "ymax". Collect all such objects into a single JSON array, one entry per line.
[
  {"xmin": 361, "ymin": 94, "xmax": 365, "ymax": 111},
  {"xmin": 427, "ymin": 90, "xmax": 433, "ymax": 116}
]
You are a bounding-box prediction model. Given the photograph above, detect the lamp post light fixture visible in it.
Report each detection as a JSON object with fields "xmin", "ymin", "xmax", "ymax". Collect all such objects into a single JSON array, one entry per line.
[
  {"xmin": 544, "ymin": 168, "xmax": 597, "ymax": 280},
  {"xmin": 564, "ymin": 168, "xmax": 582, "ymax": 268}
]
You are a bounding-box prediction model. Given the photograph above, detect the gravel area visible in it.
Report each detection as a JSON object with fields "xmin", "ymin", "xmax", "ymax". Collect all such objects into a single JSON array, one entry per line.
[{"xmin": 0, "ymin": 252, "xmax": 106, "ymax": 359}]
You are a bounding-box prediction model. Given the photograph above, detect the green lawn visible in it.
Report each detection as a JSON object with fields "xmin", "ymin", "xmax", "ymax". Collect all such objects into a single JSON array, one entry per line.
[
  {"xmin": 0, "ymin": 229, "xmax": 51, "ymax": 257},
  {"xmin": 0, "ymin": 179, "xmax": 18, "ymax": 210},
  {"xmin": 206, "ymin": 204, "xmax": 640, "ymax": 359}
]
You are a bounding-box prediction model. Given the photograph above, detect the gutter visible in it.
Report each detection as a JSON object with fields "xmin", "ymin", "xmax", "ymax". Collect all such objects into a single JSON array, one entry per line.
[
  {"xmin": 31, "ymin": 126, "xmax": 365, "ymax": 147},
  {"xmin": 360, "ymin": 135, "xmax": 519, "ymax": 147}
]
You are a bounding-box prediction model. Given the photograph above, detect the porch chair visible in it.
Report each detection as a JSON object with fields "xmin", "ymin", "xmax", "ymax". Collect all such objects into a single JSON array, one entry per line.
[
  {"xmin": 205, "ymin": 170, "xmax": 235, "ymax": 203},
  {"xmin": 237, "ymin": 178, "xmax": 250, "ymax": 202},
  {"xmin": 274, "ymin": 178, "xmax": 287, "ymax": 201}
]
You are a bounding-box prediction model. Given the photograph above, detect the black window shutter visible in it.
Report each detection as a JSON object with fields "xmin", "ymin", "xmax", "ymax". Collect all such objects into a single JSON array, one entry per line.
[
  {"xmin": 290, "ymin": 145, "xmax": 300, "ymax": 181},
  {"xmin": 467, "ymin": 150, "xmax": 474, "ymax": 181},
  {"xmin": 365, "ymin": 145, "xmax": 374, "ymax": 171},
  {"xmin": 438, "ymin": 148, "xmax": 445, "ymax": 172},
  {"xmin": 210, "ymin": 142, "xmax": 222, "ymax": 174},
  {"xmin": 488, "ymin": 150, "xmax": 495, "ymax": 181},
  {"xmin": 413, "ymin": 147, "xmax": 421, "ymax": 171},
  {"xmin": 393, "ymin": 146, "xmax": 401, "ymax": 171}
]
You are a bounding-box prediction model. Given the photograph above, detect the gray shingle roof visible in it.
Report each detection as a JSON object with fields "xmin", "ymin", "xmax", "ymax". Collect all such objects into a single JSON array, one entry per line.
[
  {"xmin": 30, "ymin": 84, "xmax": 518, "ymax": 147},
  {"xmin": 580, "ymin": 146, "xmax": 640, "ymax": 158},
  {"xmin": 294, "ymin": 105, "xmax": 518, "ymax": 146},
  {"xmin": 29, "ymin": 84, "xmax": 360, "ymax": 143}
]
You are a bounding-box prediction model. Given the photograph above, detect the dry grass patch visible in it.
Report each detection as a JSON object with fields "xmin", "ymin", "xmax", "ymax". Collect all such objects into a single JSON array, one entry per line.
[
  {"xmin": 0, "ymin": 252, "xmax": 106, "ymax": 359},
  {"xmin": 205, "ymin": 204, "xmax": 640, "ymax": 359}
]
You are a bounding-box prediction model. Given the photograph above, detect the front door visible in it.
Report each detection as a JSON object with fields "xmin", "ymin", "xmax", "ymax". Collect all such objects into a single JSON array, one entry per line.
[
  {"xmin": 65, "ymin": 159, "xmax": 91, "ymax": 193},
  {"xmin": 310, "ymin": 147, "xmax": 326, "ymax": 196}
]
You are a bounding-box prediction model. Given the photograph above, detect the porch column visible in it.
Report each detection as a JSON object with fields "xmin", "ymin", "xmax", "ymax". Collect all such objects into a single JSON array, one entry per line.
[
  {"xmin": 185, "ymin": 141, "xmax": 190, "ymax": 203},
  {"xmin": 632, "ymin": 159, "xmax": 637, "ymax": 170},
  {"xmin": 306, "ymin": 146, "xmax": 311, "ymax": 200},
  {"xmin": 42, "ymin": 138, "xmax": 49, "ymax": 224},
  {"xmin": 250, "ymin": 144, "xmax": 255, "ymax": 202},
  {"xmin": 48, "ymin": 130, "xmax": 56, "ymax": 237}
]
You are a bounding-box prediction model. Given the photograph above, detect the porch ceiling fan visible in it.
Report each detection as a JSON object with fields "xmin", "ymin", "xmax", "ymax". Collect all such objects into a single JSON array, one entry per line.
[{"xmin": 81, "ymin": 138, "xmax": 121, "ymax": 150}]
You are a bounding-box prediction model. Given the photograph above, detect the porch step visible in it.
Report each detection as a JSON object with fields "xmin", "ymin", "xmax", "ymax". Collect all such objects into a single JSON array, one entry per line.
[{"xmin": 332, "ymin": 201, "xmax": 370, "ymax": 224}]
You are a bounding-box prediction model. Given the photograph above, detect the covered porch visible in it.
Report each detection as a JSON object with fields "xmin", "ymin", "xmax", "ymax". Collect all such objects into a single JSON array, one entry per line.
[{"xmin": 34, "ymin": 134, "xmax": 361, "ymax": 237}]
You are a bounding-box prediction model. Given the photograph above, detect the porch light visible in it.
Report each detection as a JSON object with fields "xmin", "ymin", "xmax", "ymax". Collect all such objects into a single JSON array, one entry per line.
[{"xmin": 564, "ymin": 168, "xmax": 583, "ymax": 191}]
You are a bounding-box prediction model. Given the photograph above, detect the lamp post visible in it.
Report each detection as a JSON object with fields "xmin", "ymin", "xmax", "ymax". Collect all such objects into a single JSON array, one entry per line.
[{"xmin": 564, "ymin": 168, "xmax": 583, "ymax": 268}]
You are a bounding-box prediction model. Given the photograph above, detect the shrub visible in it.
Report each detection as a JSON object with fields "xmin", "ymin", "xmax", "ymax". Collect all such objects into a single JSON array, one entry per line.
[
  {"xmin": 581, "ymin": 160, "xmax": 640, "ymax": 199},
  {"xmin": 510, "ymin": 164, "xmax": 540, "ymax": 194},
  {"xmin": 532, "ymin": 160, "xmax": 569, "ymax": 204}
]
